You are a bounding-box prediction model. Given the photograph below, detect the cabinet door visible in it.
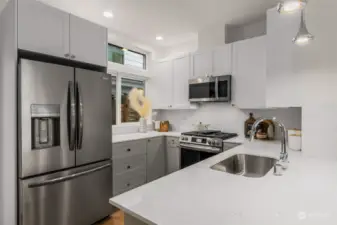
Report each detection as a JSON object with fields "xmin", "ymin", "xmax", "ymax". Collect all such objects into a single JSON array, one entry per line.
[
  {"xmin": 192, "ymin": 51, "xmax": 213, "ymax": 78},
  {"xmin": 147, "ymin": 61, "xmax": 173, "ymax": 109},
  {"xmin": 212, "ymin": 44, "xmax": 232, "ymax": 75},
  {"xmin": 172, "ymin": 56, "xmax": 190, "ymax": 108},
  {"xmin": 166, "ymin": 137, "xmax": 180, "ymax": 174},
  {"xmin": 70, "ymin": 15, "xmax": 107, "ymax": 67},
  {"xmin": 266, "ymin": 9, "xmax": 301, "ymax": 107},
  {"xmin": 18, "ymin": 0, "xmax": 70, "ymax": 59},
  {"xmin": 232, "ymin": 36, "xmax": 266, "ymax": 109},
  {"xmin": 146, "ymin": 137, "xmax": 166, "ymax": 182}
]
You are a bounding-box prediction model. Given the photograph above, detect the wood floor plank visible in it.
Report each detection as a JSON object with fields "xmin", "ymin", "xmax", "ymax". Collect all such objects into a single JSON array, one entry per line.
[{"xmin": 99, "ymin": 211, "xmax": 124, "ymax": 225}]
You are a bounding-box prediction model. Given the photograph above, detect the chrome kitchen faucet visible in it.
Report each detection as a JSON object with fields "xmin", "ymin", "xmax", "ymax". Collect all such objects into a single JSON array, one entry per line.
[{"xmin": 250, "ymin": 117, "xmax": 289, "ymax": 164}]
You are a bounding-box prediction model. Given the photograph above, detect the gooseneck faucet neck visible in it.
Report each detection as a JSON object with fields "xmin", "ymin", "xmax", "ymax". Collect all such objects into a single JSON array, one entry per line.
[{"xmin": 250, "ymin": 117, "xmax": 288, "ymax": 162}]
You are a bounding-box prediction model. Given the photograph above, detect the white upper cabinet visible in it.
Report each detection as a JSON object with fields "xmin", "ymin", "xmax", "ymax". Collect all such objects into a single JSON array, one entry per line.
[
  {"xmin": 172, "ymin": 56, "xmax": 191, "ymax": 108},
  {"xmin": 191, "ymin": 51, "xmax": 212, "ymax": 78},
  {"xmin": 191, "ymin": 44, "xmax": 232, "ymax": 78},
  {"xmin": 266, "ymin": 8, "xmax": 301, "ymax": 107},
  {"xmin": 147, "ymin": 61, "xmax": 173, "ymax": 109},
  {"xmin": 232, "ymin": 36, "xmax": 266, "ymax": 109},
  {"xmin": 18, "ymin": 0, "xmax": 107, "ymax": 67},
  {"xmin": 69, "ymin": 15, "xmax": 107, "ymax": 67},
  {"xmin": 148, "ymin": 56, "xmax": 195, "ymax": 110},
  {"xmin": 212, "ymin": 44, "xmax": 232, "ymax": 75},
  {"xmin": 18, "ymin": 0, "xmax": 70, "ymax": 59}
]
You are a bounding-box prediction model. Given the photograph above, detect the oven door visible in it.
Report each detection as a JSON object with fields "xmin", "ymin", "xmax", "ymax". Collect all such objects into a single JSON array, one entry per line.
[
  {"xmin": 189, "ymin": 77, "xmax": 216, "ymax": 102},
  {"xmin": 180, "ymin": 146, "xmax": 218, "ymax": 169}
]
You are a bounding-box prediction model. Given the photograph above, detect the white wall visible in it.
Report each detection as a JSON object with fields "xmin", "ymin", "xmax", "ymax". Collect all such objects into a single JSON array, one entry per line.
[
  {"xmin": 198, "ymin": 21, "xmax": 226, "ymax": 51},
  {"xmin": 292, "ymin": 0, "xmax": 337, "ymax": 158}
]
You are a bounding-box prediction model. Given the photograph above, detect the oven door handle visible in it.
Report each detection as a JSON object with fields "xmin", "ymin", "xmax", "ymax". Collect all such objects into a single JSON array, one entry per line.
[{"xmin": 179, "ymin": 143, "xmax": 221, "ymax": 153}]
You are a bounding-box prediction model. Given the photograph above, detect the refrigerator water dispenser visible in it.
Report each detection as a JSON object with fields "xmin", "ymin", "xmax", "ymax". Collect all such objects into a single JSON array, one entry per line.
[{"xmin": 31, "ymin": 104, "xmax": 60, "ymax": 149}]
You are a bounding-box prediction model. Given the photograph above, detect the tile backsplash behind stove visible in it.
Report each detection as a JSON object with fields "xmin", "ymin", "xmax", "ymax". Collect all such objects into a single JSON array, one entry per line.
[{"xmin": 155, "ymin": 104, "xmax": 302, "ymax": 140}]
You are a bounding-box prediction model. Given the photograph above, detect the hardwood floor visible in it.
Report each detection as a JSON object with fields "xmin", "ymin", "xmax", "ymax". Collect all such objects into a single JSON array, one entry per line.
[{"xmin": 98, "ymin": 211, "xmax": 124, "ymax": 225}]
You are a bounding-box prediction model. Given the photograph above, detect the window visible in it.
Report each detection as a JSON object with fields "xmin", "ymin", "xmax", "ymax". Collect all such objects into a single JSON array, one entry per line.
[
  {"xmin": 121, "ymin": 78, "xmax": 145, "ymax": 123},
  {"xmin": 108, "ymin": 44, "xmax": 146, "ymax": 70},
  {"xmin": 110, "ymin": 73, "xmax": 146, "ymax": 125}
]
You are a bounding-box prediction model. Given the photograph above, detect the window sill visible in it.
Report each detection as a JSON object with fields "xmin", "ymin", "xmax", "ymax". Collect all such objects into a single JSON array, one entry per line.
[{"xmin": 112, "ymin": 122, "xmax": 151, "ymax": 128}]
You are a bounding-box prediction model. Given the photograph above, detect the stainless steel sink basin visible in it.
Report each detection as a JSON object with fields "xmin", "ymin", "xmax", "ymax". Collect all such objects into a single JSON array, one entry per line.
[{"xmin": 210, "ymin": 154, "xmax": 277, "ymax": 178}]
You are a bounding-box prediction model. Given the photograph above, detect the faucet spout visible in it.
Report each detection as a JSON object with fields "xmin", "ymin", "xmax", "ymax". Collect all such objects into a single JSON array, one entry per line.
[{"xmin": 249, "ymin": 117, "xmax": 288, "ymax": 162}]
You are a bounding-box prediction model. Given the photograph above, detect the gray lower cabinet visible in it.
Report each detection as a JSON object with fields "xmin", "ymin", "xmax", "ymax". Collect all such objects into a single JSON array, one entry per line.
[
  {"xmin": 112, "ymin": 136, "xmax": 178, "ymax": 196},
  {"xmin": 112, "ymin": 140, "xmax": 147, "ymax": 196},
  {"xmin": 166, "ymin": 137, "xmax": 180, "ymax": 174},
  {"xmin": 146, "ymin": 136, "xmax": 166, "ymax": 183}
]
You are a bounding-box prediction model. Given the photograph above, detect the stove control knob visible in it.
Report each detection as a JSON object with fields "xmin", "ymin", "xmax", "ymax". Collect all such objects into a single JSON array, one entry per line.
[
  {"xmin": 207, "ymin": 140, "xmax": 212, "ymax": 145},
  {"xmin": 211, "ymin": 140, "xmax": 216, "ymax": 145}
]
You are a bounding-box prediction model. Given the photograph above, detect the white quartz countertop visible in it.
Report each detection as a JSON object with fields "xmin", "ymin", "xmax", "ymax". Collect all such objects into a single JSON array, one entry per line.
[
  {"xmin": 112, "ymin": 131, "xmax": 181, "ymax": 143},
  {"xmin": 109, "ymin": 141, "xmax": 337, "ymax": 225}
]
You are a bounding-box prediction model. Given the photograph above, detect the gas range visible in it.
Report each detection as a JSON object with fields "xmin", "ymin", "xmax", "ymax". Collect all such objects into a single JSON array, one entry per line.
[{"xmin": 179, "ymin": 130, "xmax": 237, "ymax": 153}]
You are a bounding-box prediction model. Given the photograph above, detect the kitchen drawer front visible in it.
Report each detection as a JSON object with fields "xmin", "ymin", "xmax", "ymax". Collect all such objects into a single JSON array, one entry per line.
[
  {"xmin": 166, "ymin": 137, "xmax": 180, "ymax": 148},
  {"xmin": 112, "ymin": 140, "xmax": 147, "ymax": 158},
  {"xmin": 113, "ymin": 167, "xmax": 146, "ymax": 196},
  {"xmin": 113, "ymin": 154, "xmax": 146, "ymax": 175}
]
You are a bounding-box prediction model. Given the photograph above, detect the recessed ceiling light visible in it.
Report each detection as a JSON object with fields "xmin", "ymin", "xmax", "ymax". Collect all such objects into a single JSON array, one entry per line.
[
  {"xmin": 156, "ymin": 36, "xmax": 163, "ymax": 41},
  {"xmin": 103, "ymin": 11, "xmax": 114, "ymax": 18}
]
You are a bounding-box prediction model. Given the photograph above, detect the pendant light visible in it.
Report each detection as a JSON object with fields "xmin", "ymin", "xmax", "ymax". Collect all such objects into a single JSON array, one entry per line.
[
  {"xmin": 293, "ymin": 9, "xmax": 314, "ymax": 46},
  {"xmin": 277, "ymin": 0, "xmax": 307, "ymax": 14}
]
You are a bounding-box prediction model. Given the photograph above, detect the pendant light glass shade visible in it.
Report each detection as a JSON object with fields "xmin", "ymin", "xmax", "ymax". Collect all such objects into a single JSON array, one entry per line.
[
  {"xmin": 293, "ymin": 10, "xmax": 314, "ymax": 46},
  {"xmin": 277, "ymin": 0, "xmax": 307, "ymax": 14}
]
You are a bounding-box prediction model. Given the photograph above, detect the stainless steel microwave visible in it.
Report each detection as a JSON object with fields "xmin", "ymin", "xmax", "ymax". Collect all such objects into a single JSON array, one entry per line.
[{"xmin": 188, "ymin": 75, "xmax": 231, "ymax": 102}]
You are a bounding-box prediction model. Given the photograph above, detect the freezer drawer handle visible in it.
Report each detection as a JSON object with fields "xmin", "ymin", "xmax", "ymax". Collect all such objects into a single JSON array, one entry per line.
[
  {"xmin": 28, "ymin": 163, "xmax": 111, "ymax": 188},
  {"xmin": 68, "ymin": 81, "xmax": 76, "ymax": 151},
  {"xmin": 76, "ymin": 82, "xmax": 84, "ymax": 150}
]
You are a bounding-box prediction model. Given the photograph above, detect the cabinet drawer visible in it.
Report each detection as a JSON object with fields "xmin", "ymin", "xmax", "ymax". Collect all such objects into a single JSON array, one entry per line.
[
  {"xmin": 113, "ymin": 154, "xmax": 146, "ymax": 175},
  {"xmin": 113, "ymin": 167, "xmax": 146, "ymax": 196},
  {"xmin": 112, "ymin": 140, "xmax": 147, "ymax": 158},
  {"xmin": 166, "ymin": 137, "xmax": 180, "ymax": 148}
]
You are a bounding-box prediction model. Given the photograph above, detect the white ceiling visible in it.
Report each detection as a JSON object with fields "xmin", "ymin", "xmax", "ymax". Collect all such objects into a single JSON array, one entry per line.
[{"xmin": 40, "ymin": 0, "xmax": 280, "ymax": 48}]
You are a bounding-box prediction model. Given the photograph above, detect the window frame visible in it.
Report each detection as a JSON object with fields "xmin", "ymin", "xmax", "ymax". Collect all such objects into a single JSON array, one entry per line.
[
  {"xmin": 110, "ymin": 72, "xmax": 150, "ymax": 127},
  {"xmin": 108, "ymin": 43, "xmax": 147, "ymax": 70}
]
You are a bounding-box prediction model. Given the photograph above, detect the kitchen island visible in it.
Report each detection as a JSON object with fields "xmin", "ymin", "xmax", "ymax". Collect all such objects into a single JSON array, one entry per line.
[{"xmin": 109, "ymin": 140, "xmax": 337, "ymax": 225}]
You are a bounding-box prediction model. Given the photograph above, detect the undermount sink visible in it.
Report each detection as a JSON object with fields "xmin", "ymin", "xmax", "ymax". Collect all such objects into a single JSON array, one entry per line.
[{"xmin": 210, "ymin": 154, "xmax": 277, "ymax": 178}]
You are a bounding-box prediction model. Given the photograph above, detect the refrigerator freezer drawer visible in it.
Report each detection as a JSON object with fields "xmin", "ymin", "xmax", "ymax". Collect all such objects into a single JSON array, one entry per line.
[{"xmin": 19, "ymin": 161, "xmax": 112, "ymax": 225}]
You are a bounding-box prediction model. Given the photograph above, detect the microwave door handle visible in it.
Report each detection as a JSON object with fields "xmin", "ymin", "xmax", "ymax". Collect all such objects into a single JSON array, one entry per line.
[
  {"xmin": 28, "ymin": 163, "xmax": 111, "ymax": 188},
  {"xmin": 68, "ymin": 81, "xmax": 76, "ymax": 151},
  {"xmin": 215, "ymin": 77, "xmax": 219, "ymax": 99},
  {"xmin": 76, "ymin": 82, "xmax": 84, "ymax": 150}
]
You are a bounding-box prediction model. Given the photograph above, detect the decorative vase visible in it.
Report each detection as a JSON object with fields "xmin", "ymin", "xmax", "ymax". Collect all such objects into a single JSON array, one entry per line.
[{"xmin": 139, "ymin": 118, "xmax": 147, "ymax": 133}]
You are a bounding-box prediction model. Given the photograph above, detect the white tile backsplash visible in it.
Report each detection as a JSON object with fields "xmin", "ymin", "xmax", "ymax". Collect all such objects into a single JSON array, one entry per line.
[{"xmin": 156, "ymin": 104, "xmax": 302, "ymax": 140}]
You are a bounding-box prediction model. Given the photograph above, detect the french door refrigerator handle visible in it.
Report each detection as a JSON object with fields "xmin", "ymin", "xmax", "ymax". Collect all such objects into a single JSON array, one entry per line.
[
  {"xmin": 76, "ymin": 82, "xmax": 84, "ymax": 150},
  {"xmin": 68, "ymin": 81, "xmax": 76, "ymax": 151},
  {"xmin": 28, "ymin": 163, "xmax": 112, "ymax": 188}
]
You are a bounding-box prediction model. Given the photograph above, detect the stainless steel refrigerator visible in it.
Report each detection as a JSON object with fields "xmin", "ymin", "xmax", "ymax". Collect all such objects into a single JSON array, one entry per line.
[{"xmin": 18, "ymin": 59, "xmax": 112, "ymax": 225}]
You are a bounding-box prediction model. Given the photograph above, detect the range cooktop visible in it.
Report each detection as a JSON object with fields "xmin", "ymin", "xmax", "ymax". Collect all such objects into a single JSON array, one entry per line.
[{"xmin": 182, "ymin": 130, "xmax": 238, "ymax": 140}]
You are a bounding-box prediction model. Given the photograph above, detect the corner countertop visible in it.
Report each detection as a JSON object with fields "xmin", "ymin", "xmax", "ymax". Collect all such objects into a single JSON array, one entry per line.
[
  {"xmin": 109, "ymin": 141, "xmax": 337, "ymax": 225},
  {"xmin": 112, "ymin": 131, "xmax": 182, "ymax": 143}
]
